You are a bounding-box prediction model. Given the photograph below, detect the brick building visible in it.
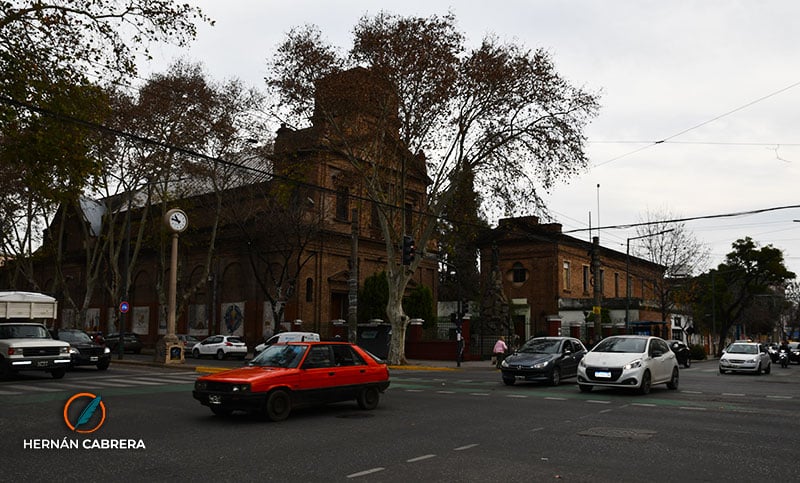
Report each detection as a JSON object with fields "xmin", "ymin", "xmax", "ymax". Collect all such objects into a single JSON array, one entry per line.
[
  {"xmin": 478, "ymin": 215, "xmax": 668, "ymax": 344},
  {"xmin": 2, "ymin": 67, "xmax": 438, "ymax": 348}
]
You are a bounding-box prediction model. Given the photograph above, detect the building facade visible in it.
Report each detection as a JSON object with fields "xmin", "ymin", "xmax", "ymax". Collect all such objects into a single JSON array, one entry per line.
[{"xmin": 478, "ymin": 216, "xmax": 670, "ymax": 344}]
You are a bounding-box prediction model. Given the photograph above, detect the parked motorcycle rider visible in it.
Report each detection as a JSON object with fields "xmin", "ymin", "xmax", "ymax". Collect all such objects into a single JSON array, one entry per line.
[{"xmin": 779, "ymin": 339, "xmax": 790, "ymax": 367}]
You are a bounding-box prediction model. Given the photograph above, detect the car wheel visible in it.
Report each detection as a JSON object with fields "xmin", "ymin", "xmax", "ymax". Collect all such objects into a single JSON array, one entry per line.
[
  {"xmin": 755, "ymin": 362, "xmax": 762, "ymax": 375},
  {"xmin": 210, "ymin": 406, "xmax": 232, "ymax": 417},
  {"xmin": 578, "ymin": 384, "xmax": 592, "ymax": 393},
  {"xmin": 719, "ymin": 367, "xmax": 726, "ymax": 374},
  {"xmin": 684, "ymin": 358, "xmax": 691, "ymax": 369},
  {"xmin": 357, "ymin": 386, "xmax": 380, "ymax": 410},
  {"xmin": 216, "ymin": 349, "xmax": 225, "ymax": 360},
  {"xmin": 550, "ymin": 368, "xmax": 561, "ymax": 386},
  {"xmin": 50, "ymin": 367, "xmax": 66, "ymax": 379},
  {"xmin": 667, "ymin": 367, "xmax": 679, "ymax": 390},
  {"xmin": 502, "ymin": 376, "xmax": 516, "ymax": 386},
  {"xmin": 193, "ymin": 348, "xmax": 200, "ymax": 359},
  {"xmin": 638, "ymin": 370, "xmax": 652, "ymax": 395},
  {"xmin": 265, "ymin": 390, "xmax": 292, "ymax": 422},
  {"xmin": 96, "ymin": 360, "xmax": 110, "ymax": 371}
]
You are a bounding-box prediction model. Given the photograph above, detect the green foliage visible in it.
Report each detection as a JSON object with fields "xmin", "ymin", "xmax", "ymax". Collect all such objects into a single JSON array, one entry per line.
[
  {"xmin": 359, "ymin": 272, "xmax": 389, "ymax": 323},
  {"xmin": 689, "ymin": 343, "xmax": 707, "ymax": 361},
  {"xmin": 403, "ymin": 284, "xmax": 435, "ymax": 327}
]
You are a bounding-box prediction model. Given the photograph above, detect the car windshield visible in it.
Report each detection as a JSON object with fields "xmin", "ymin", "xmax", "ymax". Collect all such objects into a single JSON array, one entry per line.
[
  {"xmin": 0, "ymin": 324, "xmax": 51, "ymax": 339},
  {"xmin": 58, "ymin": 331, "xmax": 92, "ymax": 343},
  {"xmin": 248, "ymin": 344, "xmax": 306, "ymax": 368},
  {"xmin": 593, "ymin": 337, "xmax": 647, "ymax": 354},
  {"xmin": 519, "ymin": 339, "xmax": 561, "ymax": 354},
  {"xmin": 726, "ymin": 343, "xmax": 758, "ymax": 354}
]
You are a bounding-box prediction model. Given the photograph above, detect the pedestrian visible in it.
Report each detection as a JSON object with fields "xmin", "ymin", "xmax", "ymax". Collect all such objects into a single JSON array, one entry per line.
[
  {"xmin": 456, "ymin": 328, "xmax": 464, "ymax": 367},
  {"xmin": 493, "ymin": 336, "xmax": 508, "ymax": 369}
]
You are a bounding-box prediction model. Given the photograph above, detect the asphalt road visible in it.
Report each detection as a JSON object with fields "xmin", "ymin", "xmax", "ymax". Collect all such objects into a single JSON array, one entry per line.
[{"xmin": 1, "ymin": 360, "xmax": 798, "ymax": 482}]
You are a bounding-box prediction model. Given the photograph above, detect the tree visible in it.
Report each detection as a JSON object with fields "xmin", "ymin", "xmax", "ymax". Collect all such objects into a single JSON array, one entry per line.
[
  {"xmin": 632, "ymin": 208, "xmax": 710, "ymax": 324},
  {"xmin": 268, "ymin": 13, "xmax": 599, "ymax": 364},
  {"xmin": 689, "ymin": 237, "xmax": 795, "ymax": 355}
]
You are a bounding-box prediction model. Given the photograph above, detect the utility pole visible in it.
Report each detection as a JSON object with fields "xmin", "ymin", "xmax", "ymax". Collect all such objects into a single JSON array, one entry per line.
[
  {"xmin": 591, "ymin": 236, "xmax": 602, "ymax": 338},
  {"xmin": 347, "ymin": 208, "xmax": 359, "ymax": 343}
]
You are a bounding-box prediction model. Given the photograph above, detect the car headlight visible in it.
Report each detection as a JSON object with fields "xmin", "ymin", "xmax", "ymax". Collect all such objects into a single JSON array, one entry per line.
[
  {"xmin": 69, "ymin": 347, "xmax": 79, "ymax": 355},
  {"xmin": 231, "ymin": 384, "xmax": 250, "ymax": 392},
  {"xmin": 60, "ymin": 346, "xmax": 70, "ymax": 355},
  {"xmin": 579, "ymin": 358, "xmax": 586, "ymax": 368},
  {"xmin": 103, "ymin": 347, "xmax": 111, "ymax": 354},
  {"xmin": 623, "ymin": 359, "xmax": 642, "ymax": 370},
  {"xmin": 533, "ymin": 360, "xmax": 551, "ymax": 369},
  {"xmin": 195, "ymin": 381, "xmax": 207, "ymax": 391},
  {"xmin": 500, "ymin": 359, "xmax": 509, "ymax": 368}
]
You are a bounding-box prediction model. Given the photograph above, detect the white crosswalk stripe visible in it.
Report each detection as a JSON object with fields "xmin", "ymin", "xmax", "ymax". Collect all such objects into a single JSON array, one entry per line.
[{"xmin": 3, "ymin": 384, "xmax": 63, "ymax": 393}]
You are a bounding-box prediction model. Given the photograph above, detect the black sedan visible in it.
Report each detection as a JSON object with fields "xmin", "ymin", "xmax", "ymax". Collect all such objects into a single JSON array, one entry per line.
[
  {"xmin": 501, "ymin": 336, "xmax": 587, "ymax": 386},
  {"xmin": 50, "ymin": 328, "xmax": 111, "ymax": 370},
  {"xmin": 666, "ymin": 339, "xmax": 691, "ymax": 368},
  {"xmin": 105, "ymin": 332, "xmax": 143, "ymax": 354}
]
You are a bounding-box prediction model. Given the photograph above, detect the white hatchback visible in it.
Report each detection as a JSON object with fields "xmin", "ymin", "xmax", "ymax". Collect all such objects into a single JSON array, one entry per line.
[
  {"xmin": 192, "ymin": 335, "xmax": 248, "ymax": 360},
  {"xmin": 577, "ymin": 335, "xmax": 679, "ymax": 395},
  {"xmin": 719, "ymin": 342, "xmax": 771, "ymax": 375}
]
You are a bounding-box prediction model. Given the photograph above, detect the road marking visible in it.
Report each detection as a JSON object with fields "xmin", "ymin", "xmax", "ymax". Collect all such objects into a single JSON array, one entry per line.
[
  {"xmin": 681, "ymin": 390, "xmax": 703, "ymax": 394},
  {"xmin": 632, "ymin": 403, "xmax": 656, "ymax": 407},
  {"xmin": 506, "ymin": 394, "xmax": 527, "ymax": 398},
  {"xmin": 530, "ymin": 427, "xmax": 545, "ymax": 432},
  {"xmin": 347, "ymin": 468, "xmax": 385, "ymax": 478},
  {"xmin": 65, "ymin": 380, "xmax": 134, "ymax": 388},
  {"xmin": 469, "ymin": 393, "xmax": 490, "ymax": 396},
  {"xmin": 436, "ymin": 390, "xmax": 455, "ymax": 394},
  {"xmin": 766, "ymin": 395, "xmax": 792, "ymax": 399},
  {"xmin": 0, "ymin": 389, "xmax": 23, "ymax": 395},
  {"xmin": 3, "ymin": 384, "xmax": 63, "ymax": 392},
  {"xmin": 545, "ymin": 397, "xmax": 566, "ymax": 401},
  {"xmin": 680, "ymin": 406, "xmax": 706, "ymax": 411},
  {"xmin": 454, "ymin": 444, "xmax": 478, "ymax": 451},
  {"xmin": 405, "ymin": 389, "xmax": 424, "ymax": 392},
  {"xmin": 722, "ymin": 393, "xmax": 745, "ymax": 397},
  {"xmin": 407, "ymin": 454, "xmax": 436, "ymax": 463},
  {"xmin": 599, "ymin": 409, "xmax": 613, "ymax": 414},
  {"xmin": 587, "ymin": 400, "xmax": 611, "ymax": 404},
  {"xmin": 123, "ymin": 378, "xmax": 166, "ymax": 385}
]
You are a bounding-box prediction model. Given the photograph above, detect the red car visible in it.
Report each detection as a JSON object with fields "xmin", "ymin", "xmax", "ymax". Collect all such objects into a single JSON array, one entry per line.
[{"xmin": 193, "ymin": 341, "xmax": 390, "ymax": 421}]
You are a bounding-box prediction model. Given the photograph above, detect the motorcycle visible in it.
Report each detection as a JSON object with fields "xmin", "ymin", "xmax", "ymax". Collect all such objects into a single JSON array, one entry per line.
[{"xmin": 779, "ymin": 349, "xmax": 789, "ymax": 368}]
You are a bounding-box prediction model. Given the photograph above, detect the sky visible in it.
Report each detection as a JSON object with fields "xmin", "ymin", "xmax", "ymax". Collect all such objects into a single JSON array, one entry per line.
[{"xmin": 139, "ymin": 0, "xmax": 800, "ymax": 277}]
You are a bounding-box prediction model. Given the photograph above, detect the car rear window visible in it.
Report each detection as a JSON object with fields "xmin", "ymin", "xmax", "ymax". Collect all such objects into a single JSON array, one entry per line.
[{"xmin": 228, "ymin": 337, "xmax": 244, "ymax": 343}]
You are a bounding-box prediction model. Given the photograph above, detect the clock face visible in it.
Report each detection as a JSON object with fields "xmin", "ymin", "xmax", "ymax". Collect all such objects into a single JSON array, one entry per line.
[{"xmin": 166, "ymin": 209, "xmax": 188, "ymax": 232}]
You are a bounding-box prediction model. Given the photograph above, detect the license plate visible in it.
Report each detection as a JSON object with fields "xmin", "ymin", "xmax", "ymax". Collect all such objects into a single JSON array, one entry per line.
[
  {"xmin": 208, "ymin": 395, "xmax": 223, "ymax": 405},
  {"xmin": 36, "ymin": 361, "xmax": 49, "ymax": 367},
  {"xmin": 90, "ymin": 356, "xmax": 98, "ymax": 362},
  {"xmin": 595, "ymin": 371, "xmax": 611, "ymax": 378}
]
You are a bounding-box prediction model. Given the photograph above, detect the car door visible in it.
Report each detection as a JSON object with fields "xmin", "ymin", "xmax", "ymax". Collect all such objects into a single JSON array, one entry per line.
[
  {"xmin": 299, "ymin": 344, "xmax": 338, "ymax": 404},
  {"xmin": 559, "ymin": 340, "xmax": 579, "ymax": 377},
  {"xmin": 199, "ymin": 336, "xmax": 221, "ymax": 356},
  {"xmin": 647, "ymin": 339, "xmax": 670, "ymax": 382}
]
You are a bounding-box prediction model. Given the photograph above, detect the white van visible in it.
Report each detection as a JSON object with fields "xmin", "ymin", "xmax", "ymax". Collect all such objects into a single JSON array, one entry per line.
[{"xmin": 253, "ymin": 331, "xmax": 320, "ymax": 356}]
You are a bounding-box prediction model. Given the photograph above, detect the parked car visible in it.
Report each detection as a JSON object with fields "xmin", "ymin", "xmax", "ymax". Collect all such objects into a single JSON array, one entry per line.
[
  {"xmin": 176, "ymin": 334, "xmax": 201, "ymax": 356},
  {"xmin": 719, "ymin": 342, "xmax": 771, "ymax": 375},
  {"xmin": 788, "ymin": 342, "xmax": 800, "ymax": 364},
  {"xmin": 105, "ymin": 332, "xmax": 143, "ymax": 354},
  {"xmin": 666, "ymin": 339, "xmax": 692, "ymax": 368},
  {"xmin": 253, "ymin": 331, "xmax": 320, "ymax": 356},
  {"xmin": 50, "ymin": 328, "xmax": 111, "ymax": 370},
  {"xmin": 193, "ymin": 341, "xmax": 390, "ymax": 420},
  {"xmin": 192, "ymin": 335, "xmax": 248, "ymax": 360},
  {"xmin": 577, "ymin": 335, "xmax": 679, "ymax": 395},
  {"xmin": 0, "ymin": 322, "xmax": 71, "ymax": 379},
  {"xmin": 501, "ymin": 336, "xmax": 587, "ymax": 386}
]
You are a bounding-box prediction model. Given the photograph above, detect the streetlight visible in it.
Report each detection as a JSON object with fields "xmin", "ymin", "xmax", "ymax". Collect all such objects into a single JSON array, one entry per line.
[{"xmin": 625, "ymin": 228, "xmax": 675, "ymax": 333}]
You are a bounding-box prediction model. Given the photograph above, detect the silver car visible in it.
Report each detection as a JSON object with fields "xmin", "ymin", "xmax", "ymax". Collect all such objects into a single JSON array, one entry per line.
[{"xmin": 719, "ymin": 342, "xmax": 771, "ymax": 375}]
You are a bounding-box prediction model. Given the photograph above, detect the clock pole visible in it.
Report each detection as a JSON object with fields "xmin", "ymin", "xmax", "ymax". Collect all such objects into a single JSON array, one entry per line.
[{"xmin": 157, "ymin": 208, "xmax": 188, "ymax": 364}]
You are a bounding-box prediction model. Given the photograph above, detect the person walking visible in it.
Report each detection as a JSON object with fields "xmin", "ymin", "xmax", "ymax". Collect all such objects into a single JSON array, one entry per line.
[{"xmin": 493, "ymin": 336, "xmax": 508, "ymax": 369}]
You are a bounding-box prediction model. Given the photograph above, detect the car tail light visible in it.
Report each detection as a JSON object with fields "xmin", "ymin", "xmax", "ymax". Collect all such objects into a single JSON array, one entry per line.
[
  {"xmin": 7, "ymin": 347, "xmax": 15, "ymax": 355},
  {"xmin": 225, "ymin": 342, "xmax": 232, "ymax": 346}
]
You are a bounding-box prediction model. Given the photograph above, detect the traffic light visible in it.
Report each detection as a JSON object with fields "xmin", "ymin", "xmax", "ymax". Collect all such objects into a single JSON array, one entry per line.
[{"xmin": 402, "ymin": 235, "xmax": 416, "ymax": 265}]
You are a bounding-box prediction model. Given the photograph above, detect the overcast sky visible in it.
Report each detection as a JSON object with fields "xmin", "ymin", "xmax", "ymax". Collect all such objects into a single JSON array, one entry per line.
[{"xmin": 140, "ymin": 0, "xmax": 800, "ymax": 277}]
